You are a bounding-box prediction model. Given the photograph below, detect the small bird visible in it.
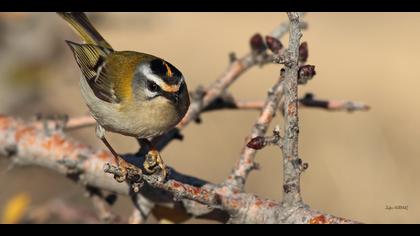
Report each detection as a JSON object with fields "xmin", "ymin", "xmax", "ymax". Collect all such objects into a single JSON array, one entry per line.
[{"xmin": 57, "ymin": 12, "xmax": 190, "ymax": 181}]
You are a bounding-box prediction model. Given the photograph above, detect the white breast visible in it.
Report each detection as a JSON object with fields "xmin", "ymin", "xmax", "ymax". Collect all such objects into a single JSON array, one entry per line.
[{"xmin": 79, "ymin": 77, "xmax": 171, "ymax": 139}]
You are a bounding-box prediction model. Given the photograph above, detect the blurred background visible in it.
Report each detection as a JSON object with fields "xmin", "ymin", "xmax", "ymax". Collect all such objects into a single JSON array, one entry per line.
[{"xmin": 0, "ymin": 12, "xmax": 418, "ymax": 224}]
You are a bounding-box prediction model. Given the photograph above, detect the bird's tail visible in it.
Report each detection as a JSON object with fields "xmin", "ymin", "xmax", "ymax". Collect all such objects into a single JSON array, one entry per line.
[{"xmin": 57, "ymin": 12, "xmax": 113, "ymax": 50}]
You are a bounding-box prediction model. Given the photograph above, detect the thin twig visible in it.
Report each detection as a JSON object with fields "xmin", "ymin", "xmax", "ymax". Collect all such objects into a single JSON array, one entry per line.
[
  {"xmin": 64, "ymin": 115, "xmax": 96, "ymax": 130},
  {"xmin": 224, "ymin": 78, "xmax": 284, "ymax": 190},
  {"xmin": 60, "ymin": 94, "xmax": 369, "ymax": 131},
  {"xmin": 299, "ymin": 93, "xmax": 370, "ymax": 112},
  {"xmin": 176, "ymin": 19, "xmax": 307, "ymax": 129},
  {"xmin": 61, "ymin": 100, "xmax": 266, "ymax": 131}
]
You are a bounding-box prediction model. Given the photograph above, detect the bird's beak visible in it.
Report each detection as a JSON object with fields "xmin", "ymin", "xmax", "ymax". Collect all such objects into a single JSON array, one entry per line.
[
  {"xmin": 167, "ymin": 93, "xmax": 179, "ymax": 104},
  {"xmin": 162, "ymin": 91, "xmax": 179, "ymax": 104}
]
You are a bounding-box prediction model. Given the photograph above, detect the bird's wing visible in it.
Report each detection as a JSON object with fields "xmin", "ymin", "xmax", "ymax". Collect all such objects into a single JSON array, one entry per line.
[{"xmin": 66, "ymin": 41, "xmax": 127, "ymax": 104}]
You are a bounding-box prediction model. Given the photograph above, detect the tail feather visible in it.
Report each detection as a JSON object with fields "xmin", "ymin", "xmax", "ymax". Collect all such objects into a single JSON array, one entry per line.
[{"xmin": 57, "ymin": 12, "xmax": 113, "ymax": 50}]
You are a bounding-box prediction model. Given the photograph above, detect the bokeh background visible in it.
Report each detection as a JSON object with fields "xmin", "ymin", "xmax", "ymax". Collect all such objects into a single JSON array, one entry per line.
[{"xmin": 0, "ymin": 12, "xmax": 418, "ymax": 224}]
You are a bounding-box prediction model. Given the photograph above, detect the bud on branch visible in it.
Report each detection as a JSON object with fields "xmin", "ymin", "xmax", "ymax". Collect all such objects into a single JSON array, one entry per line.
[
  {"xmin": 250, "ymin": 33, "xmax": 267, "ymax": 53},
  {"xmin": 265, "ymin": 35, "xmax": 283, "ymax": 54},
  {"xmin": 298, "ymin": 65, "xmax": 316, "ymax": 84},
  {"xmin": 299, "ymin": 42, "xmax": 308, "ymax": 63}
]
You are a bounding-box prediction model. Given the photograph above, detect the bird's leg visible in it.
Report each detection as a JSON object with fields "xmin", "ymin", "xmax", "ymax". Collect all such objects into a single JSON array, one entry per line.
[
  {"xmin": 96, "ymin": 125, "xmax": 131, "ymax": 182},
  {"xmin": 140, "ymin": 139, "xmax": 167, "ymax": 179},
  {"xmin": 100, "ymin": 137, "xmax": 131, "ymax": 182}
]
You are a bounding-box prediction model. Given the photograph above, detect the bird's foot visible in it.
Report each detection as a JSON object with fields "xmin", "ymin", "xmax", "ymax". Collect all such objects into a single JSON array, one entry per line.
[
  {"xmin": 114, "ymin": 156, "xmax": 142, "ymax": 183},
  {"xmin": 143, "ymin": 149, "xmax": 167, "ymax": 180}
]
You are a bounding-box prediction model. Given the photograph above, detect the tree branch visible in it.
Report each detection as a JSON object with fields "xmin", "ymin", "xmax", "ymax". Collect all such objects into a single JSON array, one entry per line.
[
  {"xmin": 224, "ymin": 78, "xmax": 284, "ymax": 190},
  {"xmin": 0, "ymin": 115, "xmax": 359, "ymax": 223},
  {"xmin": 281, "ymin": 12, "xmax": 304, "ymax": 206}
]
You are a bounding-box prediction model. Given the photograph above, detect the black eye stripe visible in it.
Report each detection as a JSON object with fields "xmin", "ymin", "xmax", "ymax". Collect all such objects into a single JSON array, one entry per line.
[{"xmin": 146, "ymin": 80, "xmax": 160, "ymax": 92}]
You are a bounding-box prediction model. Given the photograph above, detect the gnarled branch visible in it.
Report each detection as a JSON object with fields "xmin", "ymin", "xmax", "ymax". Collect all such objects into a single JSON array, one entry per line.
[{"xmin": 0, "ymin": 115, "xmax": 359, "ymax": 223}]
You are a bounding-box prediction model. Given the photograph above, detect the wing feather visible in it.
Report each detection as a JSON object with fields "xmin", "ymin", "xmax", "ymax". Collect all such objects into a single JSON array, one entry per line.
[{"xmin": 66, "ymin": 41, "xmax": 120, "ymax": 103}]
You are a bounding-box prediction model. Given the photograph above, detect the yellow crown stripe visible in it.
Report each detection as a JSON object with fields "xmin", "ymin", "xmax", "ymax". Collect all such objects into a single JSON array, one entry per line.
[{"xmin": 163, "ymin": 62, "xmax": 173, "ymax": 77}]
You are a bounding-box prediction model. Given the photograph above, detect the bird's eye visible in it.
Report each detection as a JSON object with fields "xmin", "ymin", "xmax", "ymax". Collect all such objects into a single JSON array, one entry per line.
[{"xmin": 146, "ymin": 80, "xmax": 159, "ymax": 92}]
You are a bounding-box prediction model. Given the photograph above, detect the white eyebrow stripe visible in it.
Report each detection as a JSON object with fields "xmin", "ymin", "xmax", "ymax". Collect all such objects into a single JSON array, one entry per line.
[
  {"xmin": 141, "ymin": 65, "xmax": 166, "ymax": 87},
  {"xmin": 140, "ymin": 64, "xmax": 183, "ymax": 91}
]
